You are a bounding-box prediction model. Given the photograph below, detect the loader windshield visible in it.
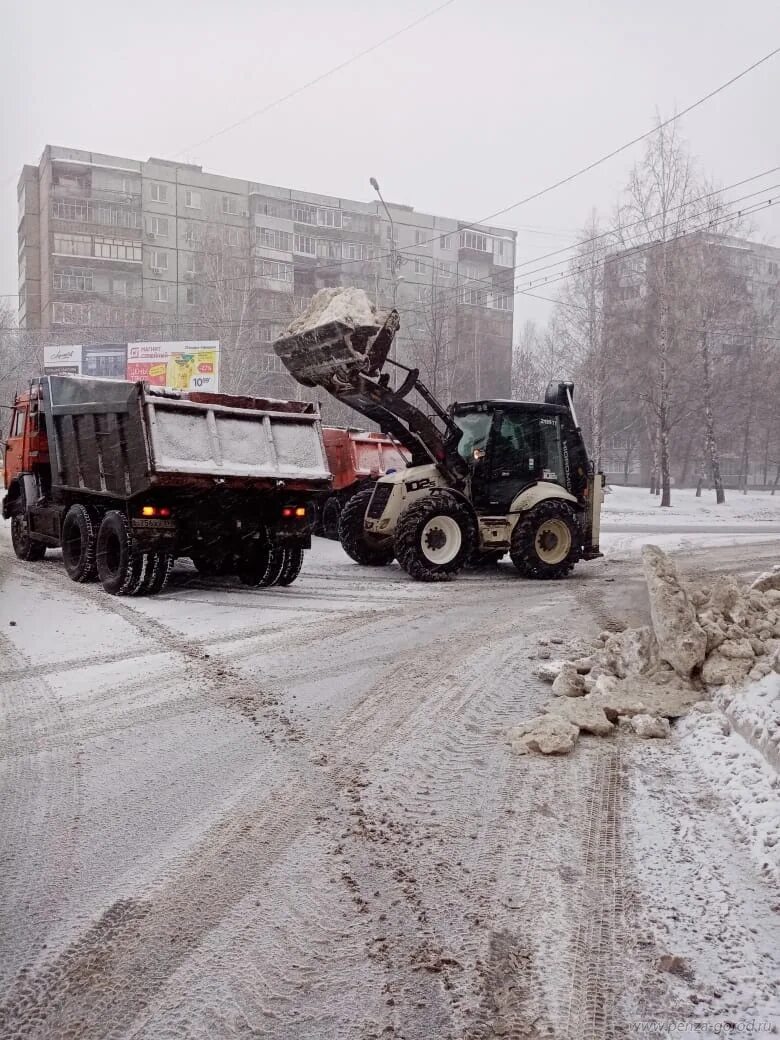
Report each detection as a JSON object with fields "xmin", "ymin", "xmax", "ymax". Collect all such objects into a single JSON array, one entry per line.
[{"xmin": 454, "ymin": 411, "xmax": 491, "ymax": 461}]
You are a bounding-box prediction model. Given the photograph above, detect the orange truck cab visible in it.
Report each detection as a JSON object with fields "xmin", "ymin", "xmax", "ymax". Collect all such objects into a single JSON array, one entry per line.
[
  {"xmin": 316, "ymin": 427, "xmax": 409, "ymax": 539},
  {"xmin": 3, "ymin": 386, "xmax": 51, "ymax": 544}
]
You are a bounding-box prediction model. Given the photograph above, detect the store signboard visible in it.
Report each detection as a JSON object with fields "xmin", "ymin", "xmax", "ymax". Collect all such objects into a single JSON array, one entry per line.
[
  {"xmin": 43, "ymin": 344, "xmax": 82, "ymax": 375},
  {"xmin": 126, "ymin": 341, "xmax": 220, "ymax": 392}
]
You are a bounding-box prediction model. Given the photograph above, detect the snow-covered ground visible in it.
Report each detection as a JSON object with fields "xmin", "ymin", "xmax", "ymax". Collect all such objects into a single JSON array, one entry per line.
[
  {"xmin": 604, "ymin": 484, "xmax": 780, "ymax": 525},
  {"xmin": 1, "ymin": 527, "xmax": 779, "ymax": 1037}
]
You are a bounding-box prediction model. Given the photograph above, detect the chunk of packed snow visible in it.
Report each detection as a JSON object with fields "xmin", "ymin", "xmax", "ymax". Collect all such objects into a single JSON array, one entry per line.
[
  {"xmin": 641, "ymin": 545, "xmax": 707, "ymax": 679},
  {"xmin": 544, "ymin": 698, "xmax": 614, "ymax": 736},
  {"xmin": 507, "ymin": 716, "xmax": 579, "ymax": 755},
  {"xmin": 631, "ymin": 714, "xmax": 671, "ymax": 739},
  {"xmin": 551, "ymin": 662, "xmax": 586, "ymax": 697},
  {"xmin": 286, "ymin": 287, "xmax": 380, "ymax": 335}
]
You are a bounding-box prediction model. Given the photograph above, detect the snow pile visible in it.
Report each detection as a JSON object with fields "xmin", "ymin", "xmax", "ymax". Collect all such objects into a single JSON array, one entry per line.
[
  {"xmin": 286, "ymin": 287, "xmax": 380, "ymax": 336},
  {"xmin": 677, "ymin": 677, "xmax": 780, "ymax": 880},
  {"xmin": 508, "ymin": 546, "xmax": 780, "ymax": 757}
]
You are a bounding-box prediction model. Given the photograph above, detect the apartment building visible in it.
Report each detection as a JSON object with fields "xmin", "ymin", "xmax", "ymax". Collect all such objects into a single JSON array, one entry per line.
[
  {"xmin": 17, "ymin": 145, "xmax": 517, "ymax": 399},
  {"xmin": 601, "ymin": 232, "xmax": 780, "ymax": 484}
]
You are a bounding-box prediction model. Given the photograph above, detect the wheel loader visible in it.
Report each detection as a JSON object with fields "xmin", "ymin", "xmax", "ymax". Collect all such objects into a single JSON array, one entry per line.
[{"xmin": 273, "ymin": 290, "xmax": 603, "ymax": 582}]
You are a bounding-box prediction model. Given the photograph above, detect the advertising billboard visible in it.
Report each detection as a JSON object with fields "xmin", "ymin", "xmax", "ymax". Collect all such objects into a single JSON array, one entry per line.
[
  {"xmin": 126, "ymin": 341, "xmax": 220, "ymax": 392},
  {"xmin": 43, "ymin": 344, "xmax": 82, "ymax": 375}
]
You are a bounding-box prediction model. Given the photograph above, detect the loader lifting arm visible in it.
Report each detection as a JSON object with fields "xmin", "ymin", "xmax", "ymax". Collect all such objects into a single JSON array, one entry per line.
[{"xmin": 273, "ymin": 310, "xmax": 468, "ymax": 481}]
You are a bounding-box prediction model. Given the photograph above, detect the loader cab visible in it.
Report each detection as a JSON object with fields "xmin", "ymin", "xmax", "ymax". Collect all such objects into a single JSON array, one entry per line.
[{"xmin": 452, "ymin": 400, "xmax": 588, "ymax": 512}]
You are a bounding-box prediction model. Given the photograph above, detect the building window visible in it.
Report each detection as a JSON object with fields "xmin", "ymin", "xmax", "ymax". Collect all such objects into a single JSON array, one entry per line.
[
  {"xmin": 317, "ymin": 207, "xmax": 342, "ymax": 228},
  {"xmin": 227, "ymin": 227, "xmax": 241, "ymax": 247},
  {"xmin": 342, "ymin": 242, "xmax": 365, "ymax": 261},
  {"xmin": 147, "ymin": 216, "xmax": 168, "ymax": 238},
  {"xmin": 317, "ymin": 239, "xmax": 341, "ymax": 260},
  {"xmin": 52, "ymin": 198, "xmax": 141, "ymax": 229},
  {"xmin": 184, "ymin": 222, "xmax": 203, "ymax": 245},
  {"xmin": 415, "ymin": 230, "xmax": 426, "ymax": 245},
  {"xmin": 183, "ymin": 254, "xmax": 198, "ymax": 276},
  {"xmin": 459, "ymin": 286, "xmax": 487, "ymax": 306},
  {"xmin": 150, "ymin": 250, "xmax": 168, "ymax": 272},
  {"xmin": 464, "ymin": 264, "xmax": 482, "ymax": 283},
  {"xmin": 153, "ymin": 285, "xmax": 169, "ymax": 303},
  {"xmin": 440, "ymin": 234, "xmax": 452, "ymax": 250},
  {"xmin": 257, "ymin": 227, "xmax": 292, "ymax": 251},
  {"xmin": 53, "ymin": 233, "xmax": 92, "ymax": 257},
  {"xmin": 491, "ymin": 293, "xmax": 512, "ymax": 310},
  {"xmin": 185, "ymin": 189, "xmax": 202, "ymax": 209},
  {"xmin": 293, "ymin": 203, "xmax": 317, "ymax": 225},
  {"xmin": 294, "ymin": 234, "xmax": 316, "ymax": 256},
  {"xmin": 414, "ymin": 258, "xmax": 426, "ymax": 274},
  {"xmin": 460, "ymin": 230, "xmax": 490, "ymax": 252},
  {"xmin": 53, "ymin": 267, "xmax": 93, "ymax": 292},
  {"xmin": 110, "ymin": 278, "xmax": 128, "ymax": 297},
  {"xmin": 222, "ymin": 196, "xmax": 239, "ymax": 215},
  {"xmin": 258, "ymin": 259, "xmax": 293, "ymax": 282},
  {"xmin": 52, "ymin": 301, "xmax": 91, "ymax": 325},
  {"xmin": 185, "ymin": 286, "xmax": 196, "ymax": 305},
  {"xmin": 150, "ymin": 183, "xmax": 168, "ymax": 203},
  {"xmin": 438, "ymin": 260, "xmax": 455, "ymax": 278},
  {"xmin": 495, "ymin": 238, "xmax": 512, "ymax": 261},
  {"xmin": 93, "ymin": 237, "xmax": 142, "ymax": 261}
]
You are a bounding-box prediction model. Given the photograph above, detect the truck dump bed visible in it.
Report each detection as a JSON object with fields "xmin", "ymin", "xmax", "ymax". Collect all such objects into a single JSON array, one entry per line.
[{"xmin": 42, "ymin": 375, "xmax": 330, "ymax": 498}]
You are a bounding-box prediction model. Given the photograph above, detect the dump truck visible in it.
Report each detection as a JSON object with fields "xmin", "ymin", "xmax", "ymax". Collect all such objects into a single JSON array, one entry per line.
[
  {"xmin": 315, "ymin": 427, "xmax": 409, "ymax": 539},
  {"xmin": 274, "ymin": 288, "xmax": 603, "ymax": 582},
  {"xmin": 2, "ymin": 375, "xmax": 331, "ymax": 594}
]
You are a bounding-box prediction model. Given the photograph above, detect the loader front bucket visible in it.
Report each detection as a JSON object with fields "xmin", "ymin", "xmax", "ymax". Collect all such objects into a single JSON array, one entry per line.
[{"xmin": 274, "ymin": 311, "xmax": 399, "ymax": 391}]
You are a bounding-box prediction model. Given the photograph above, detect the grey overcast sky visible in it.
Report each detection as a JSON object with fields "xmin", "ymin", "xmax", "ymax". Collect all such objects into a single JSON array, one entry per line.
[{"xmin": 2, "ymin": 0, "xmax": 779, "ymax": 327}]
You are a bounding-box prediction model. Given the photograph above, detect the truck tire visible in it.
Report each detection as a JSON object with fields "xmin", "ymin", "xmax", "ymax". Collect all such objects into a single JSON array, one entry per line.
[
  {"xmin": 11, "ymin": 514, "xmax": 47, "ymax": 562},
  {"xmin": 277, "ymin": 547, "xmax": 304, "ymax": 586},
  {"xmin": 321, "ymin": 496, "xmax": 342, "ymax": 540},
  {"xmin": 139, "ymin": 552, "xmax": 174, "ymax": 595},
  {"xmin": 62, "ymin": 504, "xmax": 99, "ymax": 582},
  {"xmin": 510, "ymin": 500, "xmax": 581, "ymax": 580},
  {"xmin": 96, "ymin": 510, "xmax": 146, "ymax": 596},
  {"xmin": 238, "ymin": 544, "xmax": 286, "ymax": 587},
  {"xmin": 338, "ymin": 487, "xmax": 394, "ymax": 567},
  {"xmin": 394, "ymin": 493, "xmax": 475, "ymax": 582}
]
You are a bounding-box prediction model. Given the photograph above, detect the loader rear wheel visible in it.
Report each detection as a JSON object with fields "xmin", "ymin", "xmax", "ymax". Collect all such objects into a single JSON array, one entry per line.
[
  {"xmin": 11, "ymin": 514, "xmax": 47, "ymax": 562},
  {"xmin": 62, "ymin": 504, "xmax": 99, "ymax": 582},
  {"xmin": 510, "ymin": 499, "xmax": 581, "ymax": 580},
  {"xmin": 338, "ymin": 487, "xmax": 394, "ymax": 567},
  {"xmin": 394, "ymin": 494, "xmax": 475, "ymax": 582},
  {"xmin": 139, "ymin": 552, "xmax": 174, "ymax": 595},
  {"xmin": 277, "ymin": 547, "xmax": 305, "ymax": 586},
  {"xmin": 96, "ymin": 511, "xmax": 146, "ymax": 596}
]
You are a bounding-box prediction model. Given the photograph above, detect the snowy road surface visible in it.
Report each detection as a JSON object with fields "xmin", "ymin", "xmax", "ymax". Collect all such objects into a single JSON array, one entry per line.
[{"xmin": 1, "ymin": 522, "xmax": 779, "ymax": 1038}]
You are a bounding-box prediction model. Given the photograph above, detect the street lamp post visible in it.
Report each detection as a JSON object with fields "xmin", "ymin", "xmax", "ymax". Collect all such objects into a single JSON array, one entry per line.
[{"xmin": 370, "ymin": 176, "xmax": 403, "ymax": 308}]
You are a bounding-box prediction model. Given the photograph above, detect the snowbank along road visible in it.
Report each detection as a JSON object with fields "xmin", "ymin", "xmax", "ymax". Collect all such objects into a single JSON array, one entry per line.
[{"xmin": 1, "ymin": 526, "xmax": 779, "ymax": 1038}]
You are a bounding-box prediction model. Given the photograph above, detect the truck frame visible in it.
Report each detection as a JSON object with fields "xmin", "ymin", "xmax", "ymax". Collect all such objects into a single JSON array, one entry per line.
[{"xmin": 2, "ymin": 375, "xmax": 331, "ymax": 594}]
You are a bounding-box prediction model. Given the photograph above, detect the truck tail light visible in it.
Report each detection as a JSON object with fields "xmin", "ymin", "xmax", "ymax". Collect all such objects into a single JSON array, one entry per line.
[
  {"xmin": 159, "ymin": 507, "xmax": 171, "ymax": 517},
  {"xmin": 141, "ymin": 505, "xmax": 157, "ymax": 517},
  {"xmin": 295, "ymin": 507, "xmax": 306, "ymax": 517},
  {"xmin": 282, "ymin": 506, "xmax": 307, "ymax": 518}
]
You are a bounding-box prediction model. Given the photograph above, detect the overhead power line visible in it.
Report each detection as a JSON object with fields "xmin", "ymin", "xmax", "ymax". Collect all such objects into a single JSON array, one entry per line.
[{"xmin": 173, "ymin": 0, "xmax": 458, "ymax": 157}]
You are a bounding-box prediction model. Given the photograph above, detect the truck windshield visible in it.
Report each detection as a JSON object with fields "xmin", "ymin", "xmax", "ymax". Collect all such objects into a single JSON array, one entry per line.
[{"xmin": 454, "ymin": 412, "xmax": 492, "ymax": 461}]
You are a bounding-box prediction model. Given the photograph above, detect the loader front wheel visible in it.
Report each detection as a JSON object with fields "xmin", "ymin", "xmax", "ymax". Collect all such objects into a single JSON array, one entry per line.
[
  {"xmin": 394, "ymin": 494, "xmax": 475, "ymax": 582},
  {"xmin": 510, "ymin": 499, "xmax": 581, "ymax": 580},
  {"xmin": 338, "ymin": 487, "xmax": 394, "ymax": 567}
]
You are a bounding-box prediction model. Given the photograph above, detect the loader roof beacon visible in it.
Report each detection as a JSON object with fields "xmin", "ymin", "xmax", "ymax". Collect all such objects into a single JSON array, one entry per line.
[{"xmin": 274, "ymin": 287, "xmax": 604, "ymax": 582}]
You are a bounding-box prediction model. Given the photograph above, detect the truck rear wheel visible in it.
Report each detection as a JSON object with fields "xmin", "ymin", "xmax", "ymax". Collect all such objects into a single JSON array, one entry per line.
[
  {"xmin": 238, "ymin": 544, "xmax": 286, "ymax": 587},
  {"xmin": 338, "ymin": 487, "xmax": 394, "ymax": 566},
  {"xmin": 277, "ymin": 547, "xmax": 304, "ymax": 586},
  {"xmin": 139, "ymin": 552, "xmax": 174, "ymax": 595},
  {"xmin": 321, "ymin": 497, "xmax": 342, "ymax": 540},
  {"xmin": 510, "ymin": 500, "xmax": 581, "ymax": 580},
  {"xmin": 96, "ymin": 511, "xmax": 146, "ymax": 595},
  {"xmin": 394, "ymin": 493, "xmax": 475, "ymax": 582},
  {"xmin": 11, "ymin": 514, "xmax": 47, "ymax": 562},
  {"xmin": 62, "ymin": 504, "xmax": 99, "ymax": 582}
]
